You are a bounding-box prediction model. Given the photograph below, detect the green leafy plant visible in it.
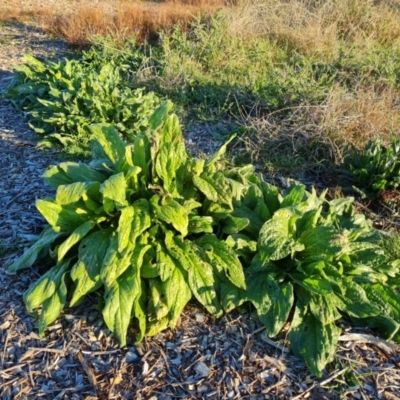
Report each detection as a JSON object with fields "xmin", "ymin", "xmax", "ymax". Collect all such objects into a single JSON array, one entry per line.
[
  {"xmin": 237, "ymin": 186, "xmax": 400, "ymax": 376},
  {"xmin": 7, "ymin": 102, "xmax": 250, "ymax": 346},
  {"xmin": 5, "ymin": 54, "xmax": 158, "ymax": 152},
  {"xmin": 8, "ymin": 103, "xmax": 400, "ymax": 377},
  {"xmin": 344, "ymin": 136, "xmax": 400, "ymax": 193}
]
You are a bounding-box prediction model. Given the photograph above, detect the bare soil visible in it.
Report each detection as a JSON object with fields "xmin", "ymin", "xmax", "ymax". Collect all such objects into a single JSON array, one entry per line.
[{"xmin": 1, "ymin": 21, "xmax": 400, "ymax": 400}]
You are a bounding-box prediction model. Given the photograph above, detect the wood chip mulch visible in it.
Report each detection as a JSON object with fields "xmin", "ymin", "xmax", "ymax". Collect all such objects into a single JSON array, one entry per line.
[{"xmin": 1, "ymin": 22, "xmax": 400, "ymax": 400}]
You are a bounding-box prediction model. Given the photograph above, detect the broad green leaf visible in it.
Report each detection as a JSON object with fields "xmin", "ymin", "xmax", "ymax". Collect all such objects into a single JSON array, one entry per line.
[
  {"xmin": 90, "ymin": 123, "xmax": 126, "ymax": 165},
  {"xmin": 196, "ymin": 234, "xmax": 246, "ymax": 290},
  {"xmin": 188, "ymin": 216, "xmax": 214, "ymax": 234},
  {"xmin": 258, "ymin": 208, "xmax": 302, "ymax": 261},
  {"xmin": 291, "ymin": 274, "xmax": 333, "ymax": 295},
  {"xmin": 148, "ymin": 101, "xmax": 173, "ymax": 130},
  {"xmin": 245, "ymin": 273, "xmax": 293, "ymax": 336},
  {"xmin": 358, "ymin": 283, "xmax": 400, "ymax": 339},
  {"xmin": 38, "ymin": 272, "xmax": 68, "ymax": 336},
  {"xmin": 281, "ymin": 184, "xmax": 305, "ymax": 208},
  {"xmin": 335, "ymin": 278, "xmax": 380, "ymax": 318},
  {"xmin": 298, "ymin": 225, "xmax": 341, "ymax": 263},
  {"xmin": 148, "ymin": 265, "xmax": 192, "ymax": 336},
  {"xmin": 70, "ymin": 229, "xmax": 111, "ymax": 306},
  {"xmin": 221, "ymin": 215, "xmax": 249, "ymax": 234},
  {"xmin": 259, "ymin": 281, "xmax": 294, "ymax": 337},
  {"xmin": 155, "ymin": 114, "xmax": 186, "ymax": 193},
  {"xmin": 151, "ymin": 195, "xmax": 189, "ymax": 237},
  {"xmin": 193, "ymin": 172, "xmax": 232, "ymax": 207},
  {"xmin": 130, "ymin": 199, "xmax": 152, "ymax": 244},
  {"xmin": 132, "ymin": 134, "xmax": 151, "ymax": 187},
  {"xmin": 55, "ymin": 182, "xmax": 96, "ymax": 206},
  {"xmin": 58, "ymin": 161, "xmax": 108, "ymax": 183},
  {"xmin": 8, "ymin": 227, "xmax": 64, "ymax": 272},
  {"xmin": 101, "ymin": 234, "xmax": 148, "ymax": 289},
  {"xmin": 57, "ymin": 220, "xmax": 94, "ymax": 261},
  {"xmin": 225, "ymin": 234, "xmax": 257, "ymax": 263},
  {"xmin": 289, "ymin": 302, "xmax": 341, "ymax": 377},
  {"xmin": 258, "ymin": 181, "xmax": 281, "ymax": 215},
  {"xmin": 36, "ymin": 199, "xmax": 91, "ymax": 232},
  {"xmin": 141, "ymin": 253, "xmax": 159, "ymax": 278},
  {"xmin": 231, "ymin": 204, "xmax": 264, "ymax": 236},
  {"xmin": 220, "ymin": 280, "xmax": 246, "ymax": 312},
  {"xmin": 133, "ymin": 281, "xmax": 147, "ymax": 343},
  {"xmin": 117, "ymin": 206, "xmax": 135, "ymax": 253},
  {"xmin": 103, "ymin": 265, "xmax": 141, "ymax": 347},
  {"xmin": 309, "ymin": 293, "xmax": 342, "ymax": 325},
  {"xmin": 23, "ymin": 259, "xmax": 70, "ymax": 312},
  {"xmin": 100, "ymin": 172, "xmax": 127, "ymax": 210},
  {"xmin": 156, "ymin": 243, "xmax": 177, "ymax": 282},
  {"xmin": 165, "ymin": 233, "xmax": 222, "ymax": 317},
  {"xmin": 148, "ymin": 279, "xmax": 170, "ymax": 335},
  {"xmin": 42, "ymin": 165, "xmax": 72, "ymax": 189},
  {"xmin": 163, "ymin": 263, "xmax": 192, "ymax": 328}
]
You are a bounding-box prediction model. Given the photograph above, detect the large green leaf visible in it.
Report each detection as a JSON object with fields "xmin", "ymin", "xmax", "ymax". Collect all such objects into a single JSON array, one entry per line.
[
  {"xmin": 58, "ymin": 161, "xmax": 108, "ymax": 183},
  {"xmin": 155, "ymin": 114, "xmax": 186, "ymax": 193},
  {"xmin": 156, "ymin": 242, "xmax": 177, "ymax": 282},
  {"xmin": 23, "ymin": 259, "xmax": 71, "ymax": 313},
  {"xmin": 281, "ymin": 184, "xmax": 305, "ymax": 208},
  {"xmin": 151, "ymin": 195, "xmax": 189, "ymax": 237},
  {"xmin": 259, "ymin": 281, "xmax": 293, "ymax": 337},
  {"xmin": 130, "ymin": 199, "xmax": 152, "ymax": 243},
  {"xmin": 42, "ymin": 165, "xmax": 73, "ymax": 189},
  {"xmin": 101, "ymin": 234, "xmax": 149, "ymax": 290},
  {"xmin": 36, "ymin": 200, "xmax": 91, "ymax": 232},
  {"xmin": 193, "ymin": 172, "xmax": 232, "ymax": 207},
  {"xmin": 188, "ymin": 215, "xmax": 214, "ymax": 234},
  {"xmin": 231, "ymin": 204, "xmax": 264, "ymax": 236},
  {"xmin": 38, "ymin": 272, "xmax": 68, "ymax": 336},
  {"xmin": 69, "ymin": 229, "xmax": 111, "ymax": 306},
  {"xmin": 55, "ymin": 182, "xmax": 97, "ymax": 206},
  {"xmin": 289, "ymin": 302, "xmax": 341, "ymax": 377},
  {"xmin": 196, "ymin": 234, "xmax": 246, "ymax": 290},
  {"xmin": 359, "ymin": 283, "xmax": 400, "ymax": 339},
  {"xmin": 335, "ymin": 278, "xmax": 380, "ymax": 318},
  {"xmin": 258, "ymin": 208, "xmax": 303, "ymax": 262},
  {"xmin": 100, "ymin": 172, "xmax": 128, "ymax": 211},
  {"xmin": 148, "ymin": 101, "xmax": 173, "ymax": 130},
  {"xmin": 163, "ymin": 264, "xmax": 192, "ymax": 328},
  {"xmin": 309, "ymin": 293, "xmax": 343, "ymax": 325},
  {"xmin": 8, "ymin": 227, "xmax": 64, "ymax": 272},
  {"xmin": 246, "ymin": 272, "xmax": 293, "ymax": 336},
  {"xmin": 133, "ymin": 281, "xmax": 147, "ymax": 343},
  {"xmin": 165, "ymin": 232, "xmax": 222, "ymax": 317},
  {"xmin": 102, "ymin": 265, "xmax": 141, "ymax": 347},
  {"xmin": 117, "ymin": 206, "xmax": 135, "ymax": 253},
  {"xmin": 90, "ymin": 123, "xmax": 126, "ymax": 165},
  {"xmin": 57, "ymin": 220, "xmax": 95, "ymax": 261}
]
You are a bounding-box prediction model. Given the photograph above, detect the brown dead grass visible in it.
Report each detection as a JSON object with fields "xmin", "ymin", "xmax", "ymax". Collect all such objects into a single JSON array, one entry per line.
[
  {"xmin": 226, "ymin": 0, "xmax": 400, "ymax": 59},
  {"xmin": 240, "ymin": 85, "xmax": 400, "ymax": 178},
  {"xmin": 0, "ymin": 0, "xmax": 226, "ymax": 45}
]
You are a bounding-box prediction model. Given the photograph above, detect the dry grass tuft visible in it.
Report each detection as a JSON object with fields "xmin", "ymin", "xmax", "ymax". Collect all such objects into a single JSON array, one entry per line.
[
  {"xmin": 225, "ymin": 0, "xmax": 400, "ymax": 59},
  {"xmin": 0, "ymin": 0, "xmax": 226, "ymax": 45},
  {"xmin": 240, "ymin": 85, "xmax": 400, "ymax": 178}
]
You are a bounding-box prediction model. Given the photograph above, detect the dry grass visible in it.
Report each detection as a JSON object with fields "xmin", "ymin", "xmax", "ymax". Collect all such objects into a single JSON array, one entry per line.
[
  {"xmin": 0, "ymin": 0, "xmax": 226, "ymax": 45},
  {"xmin": 225, "ymin": 0, "xmax": 400, "ymax": 59},
  {"xmin": 240, "ymin": 84, "xmax": 400, "ymax": 179}
]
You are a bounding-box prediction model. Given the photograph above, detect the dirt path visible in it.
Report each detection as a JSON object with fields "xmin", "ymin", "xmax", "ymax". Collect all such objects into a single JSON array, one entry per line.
[{"xmin": 1, "ymin": 22, "xmax": 400, "ymax": 400}]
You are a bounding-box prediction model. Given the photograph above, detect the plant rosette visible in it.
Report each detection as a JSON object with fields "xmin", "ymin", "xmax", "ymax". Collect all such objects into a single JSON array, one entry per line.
[{"xmin": 8, "ymin": 103, "xmax": 400, "ymax": 377}]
